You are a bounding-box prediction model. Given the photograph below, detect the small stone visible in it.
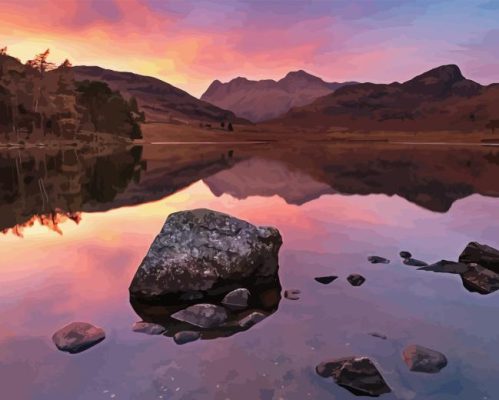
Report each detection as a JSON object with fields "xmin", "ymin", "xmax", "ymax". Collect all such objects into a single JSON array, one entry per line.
[
  {"xmin": 173, "ymin": 331, "xmax": 201, "ymax": 345},
  {"xmin": 369, "ymin": 332, "xmax": 387, "ymax": 340},
  {"xmin": 368, "ymin": 256, "xmax": 390, "ymax": 264},
  {"xmin": 171, "ymin": 304, "xmax": 228, "ymax": 328},
  {"xmin": 402, "ymin": 344, "xmax": 448, "ymax": 373},
  {"xmin": 238, "ymin": 312, "xmax": 267, "ymax": 329},
  {"xmin": 314, "ymin": 276, "xmax": 338, "ymax": 285},
  {"xmin": 284, "ymin": 289, "xmax": 301, "ymax": 300},
  {"xmin": 316, "ymin": 356, "xmax": 391, "ymax": 396},
  {"xmin": 52, "ymin": 322, "xmax": 105, "ymax": 354},
  {"xmin": 132, "ymin": 321, "xmax": 166, "ymax": 335},
  {"xmin": 400, "ymin": 251, "xmax": 412, "ymax": 259},
  {"xmin": 403, "ymin": 258, "xmax": 428, "ymax": 267},
  {"xmin": 347, "ymin": 274, "xmax": 366, "ymax": 286},
  {"xmin": 221, "ymin": 288, "xmax": 250, "ymax": 310}
]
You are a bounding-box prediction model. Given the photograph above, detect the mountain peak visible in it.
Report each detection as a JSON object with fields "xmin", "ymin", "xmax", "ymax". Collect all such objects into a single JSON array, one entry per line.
[{"xmin": 405, "ymin": 64, "xmax": 464, "ymax": 86}]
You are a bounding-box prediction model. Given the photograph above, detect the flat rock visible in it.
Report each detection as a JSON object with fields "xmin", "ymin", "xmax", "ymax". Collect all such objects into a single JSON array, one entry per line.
[
  {"xmin": 132, "ymin": 321, "xmax": 166, "ymax": 335},
  {"xmin": 459, "ymin": 242, "xmax": 499, "ymax": 273},
  {"xmin": 419, "ymin": 260, "xmax": 469, "ymax": 274},
  {"xmin": 284, "ymin": 289, "xmax": 301, "ymax": 300},
  {"xmin": 173, "ymin": 331, "xmax": 201, "ymax": 345},
  {"xmin": 238, "ymin": 311, "xmax": 267, "ymax": 329},
  {"xmin": 347, "ymin": 274, "xmax": 366, "ymax": 287},
  {"xmin": 403, "ymin": 258, "xmax": 428, "ymax": 267},
  {"xmin": 368, "ymin": 256, "xmax": 390, "ymax": 264},
  {"xmin": 221, "ymin": 288, "xmax": 250, "ymax": 310},
  {"xmin": 316, "ymin": 356, "xmax": 391, "ymax": 396},
  {"xmin": 129, "ymin": 209, "xmax": 282, "ymax": 300},
  {"xmin": 171, "ymin": 304, "xmax": 228, "ymax": 329},
  {"xmin": 52, "ymin": 322, "xmax": 105, "ymax": 354},
  {"xmin": 399, "ymin": 251, "xmax": 412, "ymax": 259},
  {"xmin": 402, "ymin": 344, "xmax": 447, "ymax": 373},
  {"xmin": 314, "ymin": 276, "xmax": 338, "ymax": 285}
]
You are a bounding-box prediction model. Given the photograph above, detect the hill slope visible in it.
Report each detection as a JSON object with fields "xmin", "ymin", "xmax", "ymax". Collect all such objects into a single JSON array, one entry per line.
[
  {"xmin": 201, "ymin": 70, "xmax": 356, "ymax": 122},
  {"xmin": 73, "ymin": 66, "xmax": 247, "ymax": 124},
  {"xmin": 269, "ymin": 65, "xmax": 499, "ymax": 132}
]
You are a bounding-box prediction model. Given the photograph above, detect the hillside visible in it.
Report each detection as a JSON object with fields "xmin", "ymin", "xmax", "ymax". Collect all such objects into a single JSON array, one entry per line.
[
  {"xmin": 269, "ymin": 65, "xmax": 499, "ymax": 132},
  {"xmin": 73, "ymin": 66, "xmax": 247, "ymax": 125},
  {"xmin": 201, "ymin": 70, "xmax": 356, "ymax": 122}
]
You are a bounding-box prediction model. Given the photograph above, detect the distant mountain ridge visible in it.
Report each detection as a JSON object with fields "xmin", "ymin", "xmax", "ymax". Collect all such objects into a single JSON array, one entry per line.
[
  {"xmin": 201, "ymin": 70, "xmax": 357, "ymax": 122},
  {"xmin": 73, "ymin": 66, "xmax": 247, "ymax": 124},
  {"xmin": 271, "ymin": 64, "xmax": 499, "ymax": 132}
]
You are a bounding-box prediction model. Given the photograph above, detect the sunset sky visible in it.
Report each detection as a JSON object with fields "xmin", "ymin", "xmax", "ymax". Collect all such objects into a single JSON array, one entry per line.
[{"xmin": 1, "ymin": 0, "xmax": 498, "ymax": 97}]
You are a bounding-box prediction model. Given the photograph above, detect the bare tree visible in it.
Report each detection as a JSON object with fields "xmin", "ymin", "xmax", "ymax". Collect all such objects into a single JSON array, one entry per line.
[{"xmin": 26, "ymin": 49, "xmax": 56, "ymax": 75}]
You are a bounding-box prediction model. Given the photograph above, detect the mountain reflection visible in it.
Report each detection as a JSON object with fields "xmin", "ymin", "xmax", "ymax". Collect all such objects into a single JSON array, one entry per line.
[{"xmin": 2, "ymin": 142, "xmax": 499, "ymax": 235}]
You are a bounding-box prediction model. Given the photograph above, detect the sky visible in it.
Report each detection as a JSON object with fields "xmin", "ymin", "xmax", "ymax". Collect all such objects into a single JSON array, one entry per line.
[{"xmin": 0, "ymin": 0, "xmax": 498, "ymax": 97}]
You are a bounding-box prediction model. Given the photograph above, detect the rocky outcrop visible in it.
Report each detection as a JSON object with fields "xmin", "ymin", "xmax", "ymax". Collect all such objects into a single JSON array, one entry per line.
[
  {"xmin": 129, "ymin": 209, "xmax": 282, "ymax": 302},
  {"xmin": 316, "ymin": 356, "xmax": 391, "ymax": 397},
  {"xmin": 52, "ymin": 322, "xmax": 105, "ymax": 354},
  {"xmin": 402, "ymin": 345, "xmax": 448, "ymax": 373}
]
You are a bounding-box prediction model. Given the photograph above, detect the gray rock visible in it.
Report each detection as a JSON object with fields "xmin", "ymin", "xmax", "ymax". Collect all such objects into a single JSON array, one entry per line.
[
  {"xmin": 222, "ymin": 288, "xmax": 250, "ymax": 310},
  {"xmin": 284, "ymin": 289, "xmax": 301, "ymax": 300},
  {"xmin": 368, "ymin": 256, "xmax": 390, "ymax": 264},
  {"xmin": 171, "ymin": 304, "xmax": 228, "ymax": 328},
  {"xmin": 419, "ymin": 260, "xmax": 469, "ymax": 274},
  {"xmin": 459, "ymin": 242, "xmax": 499, "ymax": 273},
  {"xmin": 461, "ymin": 263, "xmax": 499, "ymax": 295},
  {"xmin": 402, "ymin": 344, "xmax": 447, "ymax": 373},
  {"xmin": 173, "ymin": 331, "xmax": 201, "ymax": 345},
  {"xmin": 400, "ymin": 251, "xmax": 412, "ymax": 259},
  {"xmin": 403, "ymin": 258, "xmax": 428, "ymax": 267},
  {"xmin": 132, "ymin": 321, "xmax": 166, "ymax": 335},
  {"xmin": 347, "ymin": 274, "xmax": 366, "ymax": 287},
  {"xmin": 316, "ymin": 356, "xmax": 391, "ymax": 396},
  {"xmin": 129, "ymin": 209, "xmax": 282, "ymax": 300},
  {"xmin": 52, "ymin": 322, "xmax": 105, "ymax": 354},
  {"xmin": 238, "ymin": 311, "xmax": 267, "ymax": 329}
]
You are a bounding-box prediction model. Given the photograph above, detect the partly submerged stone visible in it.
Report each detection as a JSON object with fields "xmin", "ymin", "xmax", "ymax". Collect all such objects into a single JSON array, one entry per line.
[
  {"xmin": 316, "ymin": 356, "xmax": 391, "ymax": 397},
  {"xmin": 459, "ymin": 242, "xmax": 499, "ymax": 274},
  {"xmin": 238, "ymin": 311, "xmax": 267, "ymax": 329},
  {"xmin": 402, "ymin": 344, "xmax": 448, "ymax": 373},
  {"xmin": 314, "ymin": 276, "xmax": 338, "ymax": 285},
  {"xmin": 369, "ymin": 332, "xmax": 388, "ymax": 340},
  {"xmin": 347, "ymin": 274, "xmax": 366, "ymax": 287},
  {"xmin": 399, "ymin": 251, "xmax": 412, "ymax": 259},
  {"xmin": 368, "ymin": 256, "xmax": 390, "ymax": 264},
  {"xmin": 403, "ymin": 258, "xmax": 428, "ymax": 267},
  {"xmin": 129, "ymin": 209, "xmax": 282, "ymax": 301},
  {"xmin": 221, "ymin": 288, "xmax": 250, "ymax": 310},
  {"xmin": 419, "ymin": 260, "xmax": 469, "ymax": 274},
  {"xmin": 284, "ymin": 289, "xmax": 301, "ymax": 300},
  {"xmin": 52, "ymin": 322, "xmax": 105, "ymax": 354},
  {"xmin": 132, "ymin": 321, "xmax": 166, "ymax": 335},
  {"xmin": 173, "ymin": 331, "xmax": 201, "ymax": 345},
  {"xmin": 171, "ymin": 304, "xmax": 228, "ymax": 329}
]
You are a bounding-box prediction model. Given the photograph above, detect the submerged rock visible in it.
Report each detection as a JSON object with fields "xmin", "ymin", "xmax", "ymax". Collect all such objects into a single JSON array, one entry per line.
[
  {"xmin": 399, "ymin": 251, "xmax": 412, "ymax": 259},
  {"xmin": 52, "ymin": 322, "xmax": 105, "ymax": 354},
  {"xmin": 171, "ymin": 304, "xmax": 228, "ymax": 329},
  {"xmin": 403, "ymin": 258, "xmax": 428, "ymax": 267},
  {"xmin": 459, "ymin": 242, "xmax": 499, "ymax": 273},
  {"xmin": 221, "ymin": 288, "xmax": 250, "ymax": 310},
  {"xmin": 132, "ymin": 321, "xmax": 166, "ymax": 335},
  {"xmin": 316, "ymin": 356, "xmax": 391, "ymax": 397},
  {"xmin": 174, "ymin": 331, "xmax": 201, "ymax": 345},
  {"xmin": 402, "ymin": 344, "xmax": 448, "ymax": 373},
  {"xmin": 368, "ymin": 256, "xmax": 390, "ymax": 264},
  {"xmin": 129, "ymin": 209, "xmax": 282, "ymax": 301},
  {"xmin": 284, "ymin": 289, "xmax": 301, "ymax": 300},
  {"xmin": 347, "ymin": 274, "xmax": 366, "ymax": 287},
  {"xmin": 314, "ymin": 276, "xmax": 338, "ymax": 285},
  {"xmin": 238, "ymin": 311, "xmax": 267, "ymax": 329}
]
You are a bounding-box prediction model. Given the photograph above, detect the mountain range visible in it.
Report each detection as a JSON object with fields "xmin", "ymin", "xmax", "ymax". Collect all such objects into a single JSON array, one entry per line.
[
  {"xmin": 267, "ymin": 65, "xmax": 499, "ymax": 132},
  {"xmin": 201, "ymin": 70, "xmax": 356, "ymax": 122}
]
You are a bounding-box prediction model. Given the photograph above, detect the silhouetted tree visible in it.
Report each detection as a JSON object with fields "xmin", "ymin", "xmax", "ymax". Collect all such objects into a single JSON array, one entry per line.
[
  {"xmin": 58, "ymin": 59, "xmax": 72, "ymax": 69},
  {"xmin": 0, "ymin": 47, "xmax": 7, "ymax": 55},
  {"xmin": 26, "ymin": 49, "xmax": 55, "ymax": 75},
  {"xmin": 227, "ymin": 122, "xmax": 234, "ymax": 132},
  {"xmin": 129, "ymin": 96, "xmax": 139, "ymax": 112},
  {"xmin": 220, "ymin": 121, "xmax": 225, "ymax": 128}
]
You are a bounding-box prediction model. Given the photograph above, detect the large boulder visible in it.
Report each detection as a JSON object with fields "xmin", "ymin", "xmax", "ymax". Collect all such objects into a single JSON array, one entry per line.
[
  {"xmin": 459, "ymin": 242, "xmax": 499, "ymax": 273},
  {"xmin": 316, "ymin": 356, "xmax": 391, "ymax": 396},
  {"xmin": 52, "ymin": 322, "xmax": 105, "ymax": 354},
  {"xmin": 129, "ymin": 209, "xmax": 282, "ymax": 302},
  {"xmin": 402, "ymin": 344, "xmax": 447, "ymax": 373}
]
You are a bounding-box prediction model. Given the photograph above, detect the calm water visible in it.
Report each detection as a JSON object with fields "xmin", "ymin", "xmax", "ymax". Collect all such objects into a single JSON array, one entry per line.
[{"xmin": 1, "ymin": 143, "xmax": 499, "ymax": 400}]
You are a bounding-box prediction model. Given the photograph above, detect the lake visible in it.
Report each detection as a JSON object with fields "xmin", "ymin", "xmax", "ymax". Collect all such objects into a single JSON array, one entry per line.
[{"xmin": 1, "ymin": 142, "xmax": 498, "ymax": 400}]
